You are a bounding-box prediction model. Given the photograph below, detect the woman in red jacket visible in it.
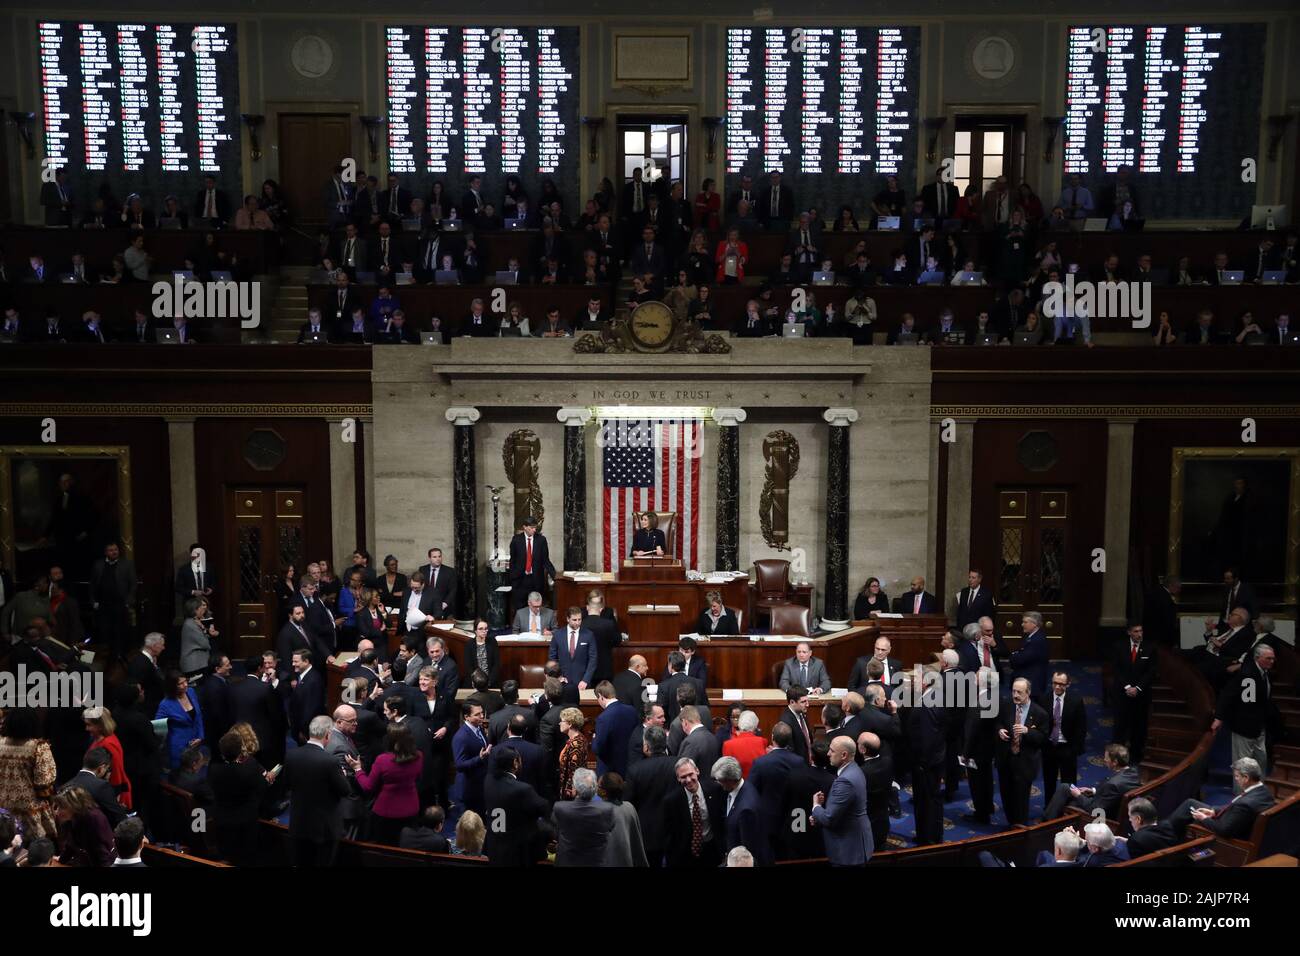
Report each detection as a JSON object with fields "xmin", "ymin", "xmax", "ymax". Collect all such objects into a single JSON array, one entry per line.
[
  {"xmin": 693, "ymin": 178, "xmax": 721, "ymax": 234},
  {"xmin": 348, "ymin": 722, "xmax": 423, "ymax": 846},
  {"xmin": 714, "ymin": 227, "xmax": 749, "ymax": 284},
  {"xmin": 84, "ymin": 706, "xmax": 132, "ymax": 810}
]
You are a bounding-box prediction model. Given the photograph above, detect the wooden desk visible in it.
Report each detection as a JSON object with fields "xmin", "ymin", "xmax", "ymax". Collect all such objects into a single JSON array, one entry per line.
[
  {"xmin": 330, "ymin": 623, "xmax": 880, "ymax": 704},
  {"xmin": 861, "ymin": 614, "xmax": 952, "ymax": 667},
  {"xmin": 626, "ymin": 605, "xmax": 683, "ymax": 644},
  {"xmin": 553, "ymin": 571, "xmax": 749, "ymax": 639}
]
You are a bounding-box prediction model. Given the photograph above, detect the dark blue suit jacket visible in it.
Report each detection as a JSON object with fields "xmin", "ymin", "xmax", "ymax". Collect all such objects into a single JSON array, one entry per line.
[
  {"xmin": 724, "ymin": 778, "xmax": 765, "ymax": 857},
  {"xmin": 956, "ymin": 640, "xmax": 981, "ymax": 673},
  {"xmin": 452, "ymin": 722, "xmax": 491, "ymax": 810},
  {"xmin": 1011, "ymin": 628, "xmax": 1050, "ymax": 699},
  {"xmin": 593, "ymin": 700, "xmax": 640, "ymax": 777},
  {"xmin": 548, "ymin": 627, "xmax": 597, "ymax": 686},
  {"xmin": 498, "ymin": 736, "xmax": 543, "ymax": 791},
  {"xmin": 747, "ymin": 748, "xmax": 805, "ymax": 841}
]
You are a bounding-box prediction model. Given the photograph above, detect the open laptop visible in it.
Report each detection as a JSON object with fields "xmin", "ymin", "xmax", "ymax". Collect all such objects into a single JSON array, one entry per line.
[
  {"xmin": 421, "ymin": 332, "xmax": 446, "ymax": 345},
  {"xmin": 1219, "ymin": 270, "xmax": 1245, "ymax": 286},
  {"xmin": 1250, "ymin": 205, "xmax": 1288, "ymax": 229},
  {"xmin": 300, "ymin": 330, "xmax": 328, "ymax": 344},
  {"xmin": 811, "ymin": 270, "xmax": 835, "ymax": 286},
  {"xmin": 953, "ymin": 271, "xmax": 983, "ymax": 286},
  {"xmin": 1283, "ymin": 331, "xmax": 1300, "ymax": 346},
  {"xmin": 210, "ymin": 270, "xmax": 234, "ymax": 282},
  {"xmin": 434, "ymin": 270, "xmax": 460, "ymax": 285},
  {"xmin": 439, "ymin": 218, "xmax": 463, "ymax": 231},
  {"xmin": 172, "ymin": 269, "xmax": 195, "ymax": 280},
  {"xmin": 782, "ymin": 322, "xmax": 807, "ymax": 338},
  {"xmin": 155, "ymin": 328, "xmax": 179, "ymax": 344},
  {"xmin": 1242, "ymin": 331, "xmax": 1268, "ymax": 345},
  {"xmin": 1259, "ymin": 270, "xmax": 1287, "ymax": 285},
  {"xmin": 400, "ymin": 218, "xmax": 421, "ymax": 232},
  {"xmin": 917, "ymin": 270, "xmax": 945, "ymax": 285},
  {"xmin": 499, "ymin": 325, "xmax": 523, "ymax": 337},
  {"xmin": 893, "ymin": 331, "xmax": 918, "ymax": 345},
  {"xmin": 504, "ymin": 218, "xmax": 527, "ymax": 230},
  {"xmin": 157, "ymin": 216, "xmax": 182, "ymax": 230},
  {"xmin": 1083, "ymin": 218, "xmax": 1108, "ymax": 232},
  {"xmin": 1014, "ymin": 330, "xmax": 1038, "ymax": 345},
  {"xmin": 974, "ymin": 331, "xmax": 999, "ymax": 346},
  {"xmin": 0, "ymin": 328, "xmax": 19, "ymax": 344},
  {"xmin": 493, "ymin": 270, "xmax": 519, "ymax": 285},
  {"xmin": 395, "ymin": 271, "xmax": 415, "ymax": 285},
  {"xmin": 941, "ymin": 329, "xmax": 967, "ymax": 345},
  {"xmin": 876, "ymin": 216, "xmax": 900, "ymax": 231}
]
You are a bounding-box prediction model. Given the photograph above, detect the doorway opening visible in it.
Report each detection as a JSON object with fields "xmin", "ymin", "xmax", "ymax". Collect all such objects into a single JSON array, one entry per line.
[
  {"xmin": 617, "ymin": 115, "xmax": 688, "ymax": 190},
  {"xmin": 952, "ymin": 114, "xmax": 1027, "ymax": 196}
]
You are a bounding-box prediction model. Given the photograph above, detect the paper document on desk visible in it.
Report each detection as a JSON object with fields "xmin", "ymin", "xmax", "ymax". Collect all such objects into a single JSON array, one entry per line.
[
  {"xmin": 875, "ymin": 612, "xmax": 904, "ymax": 618},
  {"xmin": 704, "ymin": 576, "xmax": 730, "ymax": 584},
  {"xmin": 431, "ymin": 622, "xmax": 454, "ymax": 630},
  {"xmin": 721, "ymin": 689, "xmax": 743, "ymax": 701},
  {"xmin": 829, "ymin": 688, "xmax": 848, "ymax": 698}
]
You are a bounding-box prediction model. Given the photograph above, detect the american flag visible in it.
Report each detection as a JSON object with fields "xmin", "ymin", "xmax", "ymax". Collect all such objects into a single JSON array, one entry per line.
[{"xmin": 601, "ymin": 418, "xmax": 702, "ymax": 572}]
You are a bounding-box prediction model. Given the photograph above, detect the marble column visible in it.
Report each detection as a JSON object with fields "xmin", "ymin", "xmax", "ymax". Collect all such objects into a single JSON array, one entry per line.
[
  {"xmin": 943, "ymin": 418, "xmax": 977, "ymax": 620},
  {"xmin": 445, "ymin": 407, "xmax": 480, "ymax": 619},
  {"xmin": 822, "ymin": 408, "xmax": 859, "ymax": 630},
  {"xmin": 166, "ymin": 417, "xmax": 198, "ymax": 568},
  {"xmin": 557, "ymin": 407, "xmax": 592, "ymax": 572},
  {"xmin": 713, "ymin": 407, "xmax": 747, "ymax": 571},
  {"xmin": 326, "ymin": 416, "xmax": 358, "ymax": 564},
  {"xmin": 1101, "ymin": 418, "xmax": 1137, "ymax": 627}
]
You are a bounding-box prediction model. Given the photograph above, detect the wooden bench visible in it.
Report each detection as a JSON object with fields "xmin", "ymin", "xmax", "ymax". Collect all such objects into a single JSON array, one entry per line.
[
  {"xmin": 1112, "ymin": 835, "xmax": 1215, "ymax": 867},
  {"xmin": 140, "ymin": 844, "xmax": 231, "ymax": 868},
  {"xmin": 1190, "ymin": 789, "xmax": 1300, "ymax": 866}
]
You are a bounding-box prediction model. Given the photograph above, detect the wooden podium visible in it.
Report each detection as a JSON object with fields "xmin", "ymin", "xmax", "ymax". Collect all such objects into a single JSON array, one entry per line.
[{"xmin": 554, "ymin": 564, "xmax": 748, "ymax": 640}]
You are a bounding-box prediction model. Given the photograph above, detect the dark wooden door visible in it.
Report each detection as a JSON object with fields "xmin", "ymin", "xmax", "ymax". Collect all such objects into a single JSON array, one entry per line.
[
  {"xmin": 226, "ymin": 486, "xmax": 307, "ymax": 659},
  {"xmin": 277, "ymin": 113, "xmax": 352, "ymax": 225},
  {"xmin": 995, "ymin": 488, "xmax": 1069, "ymax": 656}
]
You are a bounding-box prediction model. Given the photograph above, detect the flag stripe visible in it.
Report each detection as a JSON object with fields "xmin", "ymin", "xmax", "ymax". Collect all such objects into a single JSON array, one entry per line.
[{"xmin": 599, "ymin": 417, "xmax": 703, "ymax": 572}]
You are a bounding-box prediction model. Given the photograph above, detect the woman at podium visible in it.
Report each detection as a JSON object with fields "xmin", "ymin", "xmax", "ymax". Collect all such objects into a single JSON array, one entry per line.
[{"xmin": 630, "ymin": 511, "xmax": 667, "ymax": 557}]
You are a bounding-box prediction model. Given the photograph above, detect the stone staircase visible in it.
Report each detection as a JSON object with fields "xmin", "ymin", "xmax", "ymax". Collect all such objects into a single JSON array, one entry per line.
[{"xmin": 256, "ymin": 265, "xmax": 312, "ymax": 343}]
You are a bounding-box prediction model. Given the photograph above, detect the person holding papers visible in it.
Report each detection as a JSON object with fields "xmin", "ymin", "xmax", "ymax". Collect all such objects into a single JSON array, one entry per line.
[
  {"xmin": 630, "ymin": 511, "xmax": 667, "ymax": 557},
  {"xmin": 512, "ymin": 591, "xmax": 557, "ymax": 635},
  {"xmin": 400, "ymin": 572, "xmax": 439, "ymax": 635}
]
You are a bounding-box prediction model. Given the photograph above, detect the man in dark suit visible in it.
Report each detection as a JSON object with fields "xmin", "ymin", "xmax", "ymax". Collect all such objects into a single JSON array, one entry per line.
[
  {"xmin": 660, "ymin": 636, "xmax": 709, "ymax": 689},
  {"xmin": 193, "ymin": 174, "xmax": 232, "ymax": 228},
  {"xmin": 377, "ymin": 173, "xmax": 413, "ymax": 227},
  {"xmin": 593, "ymin": 683, "xmax": 640, "ymax": 778},
  {"xmin": 228, "ymin": 660, "xmax": 286, "ymax": 769},
  {"xmin": 1039, "ymin": 670, "xmax": 1087, "ymax": 806},
  {"xmin": 488, "ymin": 683, "xmax": 537, "ymax": 744},
  {"xmin": 452, "ymin": 700, "xmax": 492, "ymax": 815},
  {"xmin": 1143, "ymin": 575, "xmax": 1182, "ymax": 648},
  {"xmin": 508, "ymin": 516, "xmax": 554, "ymax": 611},
  {"xmin": 1114, "ymin": 621, "xmax": 1157, "ymax": 765},
  {"xmin": 70, "ymin": 748, "xmax": 127, "ymax": 827},
  {"xmin": 1168, "ymin": 758, "xmax": 1275, "ymax": 840},
  {"xmin": 663, "ymin": 756, "xmax": 725, "ymax": 867},
  {"xmin": 126, "ymin": 633, "xmax": 167, "ymax": 718},
  {"xmin": 758, "ymin": 170, "xmax": 795, "ymax": 227},
  {"xmin": 623, "ymin": 725, "xmax": 677, "ymax": 866},
  {"xmin": 675, "ymin": 705, "xmax": 721, "ymax": 775},
  {"xmin": 1214, "ymin": 643, "xmax": 1277, "ymax": 784},
  {"xmin": 288, "ymin": 578, "xmax": 336, "ymax": 664},
  {"xmin": 893, "ymin": 576, "xmax": 939, "ymax": 614},
  {"xmin": 613, "ymin": 655, "xmax": 649, "ymax": 710},
  {"xmin": 40, "ymin": 169, "xmax": 75, "ymax": 226},
  {"xmin": 548, "ymin": 608, "xmax": 596, "ymax": 690},
  {"xmin": 1123, "ymin": 797, "xmax": 1180, "ymax": 858},
  {"xmin": 417, "ymin": 548, "xmax": 459, "ymax": 619},
  {"xmin": 626, "ymin": 702, "xmax": 665, "ymax": 772},
  {"xmin": 995, "ymin": 677, "xmax": 1047, "ymax": 826},
  {"xmin": 198, "ymin": 655, "xmax": 234, "ymax": 753},
  {"xmin": 460, "ymin": 175, "xmax": 486, "ymax": 221},
  {"xmin": 483, "ymin": 748, "xmax": 549, "ymax": 866},
  {"xmin": 1219, "ymin": 567, "xmax": 1258, "ymax": 627},
  {"xmin": 907, "ymin": 671, "xmax": 950, "ymax": 845},
  {"xmin": 498, "ymin": 715, "xmax": 544, "ymax": 791},
  {"xmin": 747, "ymin": 723, "xmax": 805, "ymax": 863},
  {"xmin": 955, "ymin": 569, "xmax": 997, "ymax": 629},
  {"xmin": 848, "ymin": 636, "xmax": 903, "ymax": 695},
  {"xmin": 282, "ymin": 715, "xmax": 351, "ymax": 866},
  {"xmin": 277, "ymin": 605, "xmax": 322, "ymax": 673},
  {"xmin": 288, "ymin": 650, "xmax": 325, "ymax": 744},
  {"xmin": 919, "ymin": 168, "xmax": 960, "ymax": 222},
  {"xmin": 90, "ymin": 542, "xmax": 136, "ymax": 661},
  {"xmin": 619, "ymin": 167, "xmax": 651, "ymax": 223},
  {"xmin": 368, "ymin": 222, "xmax": 401, "ymax": 284},
  {"xmin": 1042, "ymin": 743, "xmax": 1139, "ymax": 822},
  {"xmin": 1011, "ymin": 611, "xmax": 1051, "ymax": 701},
  {"xmin": 811, "ymin": 736, "xmax": 874, "ymax": 865},
  {"xmin": 175, "ymin": 544, "xmax": 216, "ymax": 609},
  {"xmin": 776, "ymin": 687, "xmax": 817, "ymax": 766},
  {"xmin": 582, "ymin": 609, "xmax": 621, "ymax": 686},
  {"xmin": 629, "ymin": 226, "xmax": 666, "ymax": 282},
  {"xmin": 857, "ymin": 731, "xmax": 894, "ymax": 849},
  {"xmin": 711, "ymin": 755, "xmax": 765, "ymax": 861}
]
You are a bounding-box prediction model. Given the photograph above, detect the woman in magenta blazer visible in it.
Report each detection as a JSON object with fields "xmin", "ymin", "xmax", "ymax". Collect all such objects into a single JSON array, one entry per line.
[{"xmin": 348, "ymin": 722, "xmax": 423, "ymax": 846}]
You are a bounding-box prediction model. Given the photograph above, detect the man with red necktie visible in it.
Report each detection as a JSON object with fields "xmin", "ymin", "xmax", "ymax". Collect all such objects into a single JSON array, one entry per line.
[
  {"xmin": 507, "ymin": 515, "xmax": 555, "ymax": 614},
  {"xmin": 1112, "ymin": 621, "xmax": 1157, "ymax": 765}
]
